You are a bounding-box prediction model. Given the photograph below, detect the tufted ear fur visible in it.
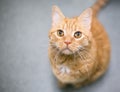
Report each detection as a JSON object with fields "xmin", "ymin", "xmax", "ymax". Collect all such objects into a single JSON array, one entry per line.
[
  {"xmin": 78, "ymin": 8, "xmax": 92, "ymax": 31},
  {"xmin": 52, "ymin": 5, "xmax": 65, "ymax": 26}
]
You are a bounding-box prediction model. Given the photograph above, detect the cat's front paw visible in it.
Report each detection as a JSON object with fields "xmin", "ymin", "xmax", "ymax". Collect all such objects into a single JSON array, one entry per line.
[
  {"xmin": 58, "ymin": 81, "xmax": 67, "ymax": 88},
  {"xmin": 73, "ymin": 83, "xmax": 82, "ymax": 89}
]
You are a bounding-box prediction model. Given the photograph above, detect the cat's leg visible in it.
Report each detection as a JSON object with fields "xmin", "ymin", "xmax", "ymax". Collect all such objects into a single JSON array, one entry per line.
[
  {"xmin": 90, "ymin": 69, "xmax": 106, "ymax": 82},
  {"xmin": 81, "ymin": 69, "xmax": 106, "ymax": 86},
  {"xmin": 58, "ymin": 81, "xmax": 67, "ymax": 88},
  {"xmin": 73, "ymin": 82, "xmax": 82, "ymax": 88},
  {"xmin": 72, "ymin": 69, "xmax": 106, "ymax": 88}
]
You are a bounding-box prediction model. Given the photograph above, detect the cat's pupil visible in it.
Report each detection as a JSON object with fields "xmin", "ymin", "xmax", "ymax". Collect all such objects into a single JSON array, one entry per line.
[
  {"xmin": 74, "ymin": 31, "xmax": 82, "ymax": 38},
  {"xmin": 59, "ymin": 31, "xmax": 62, "ymax": 34},
  {"xmin": 57, "ymin": 30, "xmax": 64, "ymax": 37}
]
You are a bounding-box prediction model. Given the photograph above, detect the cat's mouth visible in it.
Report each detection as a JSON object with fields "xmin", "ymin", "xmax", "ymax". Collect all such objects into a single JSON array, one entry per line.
[{"xmin": 61, "ymin": 48, "xmax": 73, "ymax": 55}]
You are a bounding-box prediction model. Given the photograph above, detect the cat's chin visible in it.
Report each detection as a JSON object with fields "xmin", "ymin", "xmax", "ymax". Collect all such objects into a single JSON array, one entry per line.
[{"xmin": 62, "ymin": 48, "xmax": 73, "ymax": 55}]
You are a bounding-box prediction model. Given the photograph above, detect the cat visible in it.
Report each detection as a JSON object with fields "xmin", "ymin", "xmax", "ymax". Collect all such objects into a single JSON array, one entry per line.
[{"xmin": 48, "ymin": 0, "xmax": 110, "ymax": 88}]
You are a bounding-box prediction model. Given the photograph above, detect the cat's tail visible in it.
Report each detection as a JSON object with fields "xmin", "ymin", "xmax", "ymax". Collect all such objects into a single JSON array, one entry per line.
[{"xmin": 91, "ymin": 0, "xmax": 109, "ymax": 16}]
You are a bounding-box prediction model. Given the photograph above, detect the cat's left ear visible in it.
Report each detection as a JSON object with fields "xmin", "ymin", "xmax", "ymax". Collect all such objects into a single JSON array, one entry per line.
[
  {"xmin": 78, "ymin": 8, "xmax": 92, "ymax": 31},
  {"xmin": 52, "ymin": 5, "xmax": 65, "ymax": 26}
]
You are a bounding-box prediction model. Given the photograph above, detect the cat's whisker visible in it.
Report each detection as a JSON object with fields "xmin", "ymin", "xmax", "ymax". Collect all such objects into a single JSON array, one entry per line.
[
  {"xmin": 49, "ymin": 44, "xmax": 55, "ymax": 46},
  {"xmin": 73, "ymin": 53, "xmax": 75, "ymax": 62},
  {"xmin": 76, "ymin": 46, "xmax": 97, "ymax": 76},
  {"xmin": 76, "ymin": 51, "xmax": 84, "ymax": 61},
  {"xmin": 82, "ymin": 51, "xmax": 102, "ymax": 72},
  {"xmin": 82, "ymin": 50, "xmax": 96, "ymax": 63},
  {"xmin": 54, "ymin": 50, "xmax": 61, "ymax": 63},
  {"xmin": 83, "ymin": 50, "xmax": 104, "ymax": 70},
  {"xmin": 77, "ymin": 49, "xmax": 92, "ymax": 78}
]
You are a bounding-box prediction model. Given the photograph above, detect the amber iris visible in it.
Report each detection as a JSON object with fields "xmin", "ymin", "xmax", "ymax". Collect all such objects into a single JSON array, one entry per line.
[
  {"xmin": 74, "ymin": 31, "xmax": 82, "ymax": 38},
  {"xmin": 57, "ymin": 30, "xmax": 64, "ymax": 37}
]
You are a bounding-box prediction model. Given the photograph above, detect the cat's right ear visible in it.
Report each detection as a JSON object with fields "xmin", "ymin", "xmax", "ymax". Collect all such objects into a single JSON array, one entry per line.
[{"xmin": 52, "ymin": 5, "xmax": 65, "ymax": 26}]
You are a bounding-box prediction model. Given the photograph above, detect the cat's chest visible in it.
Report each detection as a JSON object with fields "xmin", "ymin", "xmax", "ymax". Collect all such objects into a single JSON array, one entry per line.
[
  {"xmin": 57, "ymin": 65, "xmax": 71, "ymax": 74},
  {"xmin": 52, "ymin": 64, "xmax": 86, "ymax": 83},
  {"xmin": 51, "ymin": 57, "xmax": 84, "ymax": 75},
  {"xmin": 53, "ymin": 63, "xmax": 81, "ymax": 76}
]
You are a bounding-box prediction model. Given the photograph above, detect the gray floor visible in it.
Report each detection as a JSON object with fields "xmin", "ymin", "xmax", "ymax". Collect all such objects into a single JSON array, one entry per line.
[{"xmin": 0, "ymin": 0, "xmax": 120, "ymax": 92}]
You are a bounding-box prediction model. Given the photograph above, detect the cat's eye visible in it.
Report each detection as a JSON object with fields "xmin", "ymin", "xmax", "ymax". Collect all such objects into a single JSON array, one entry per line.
[
  {"xmin": 74, "ymin": 31, "xmax": 82, "ymax": 38},
  {"xmin": 57, "ymin": 30, "xmax": 64, "ymax": 37}
]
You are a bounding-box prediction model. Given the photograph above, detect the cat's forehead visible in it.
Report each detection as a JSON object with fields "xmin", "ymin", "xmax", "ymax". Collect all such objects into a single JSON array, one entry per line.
[
  {"xmin": 60, "ymin": 17, "xmax": 80, "ymax": 31},
  {"xmin": 64, "ymin": 17, "xmax": 78, "ymax": 24}
]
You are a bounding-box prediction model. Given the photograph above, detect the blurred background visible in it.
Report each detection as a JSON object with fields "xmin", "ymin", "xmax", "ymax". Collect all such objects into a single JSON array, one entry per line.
[{"xmin": 0, "ymin": 0, "xmax": 120, "ymax": 92}]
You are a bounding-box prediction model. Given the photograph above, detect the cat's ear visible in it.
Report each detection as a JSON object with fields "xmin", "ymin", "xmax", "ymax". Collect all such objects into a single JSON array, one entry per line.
[
  {"xmin": 52, "ymin": 5, "xmax": 65, "ymax": 26},
  {"xmin": 78, "ymin": 8, "xmax": 92, "ymax": 31}
]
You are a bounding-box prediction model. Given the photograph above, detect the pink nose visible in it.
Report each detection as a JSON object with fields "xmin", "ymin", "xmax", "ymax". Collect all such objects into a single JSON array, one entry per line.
[{"xmin": 64, "ymin": 41, "xmax": 71, "ymax": 45}]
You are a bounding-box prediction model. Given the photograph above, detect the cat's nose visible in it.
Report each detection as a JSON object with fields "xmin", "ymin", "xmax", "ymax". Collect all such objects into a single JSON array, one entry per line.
[{"xmin": 64, "ymin": 41, "xmax": 71, "ymax": 45}]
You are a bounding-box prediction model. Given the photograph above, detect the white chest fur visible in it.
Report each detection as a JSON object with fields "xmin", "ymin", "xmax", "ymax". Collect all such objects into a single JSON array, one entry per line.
[{"xmin": 58, "ymin": 65, "xmax": 70, "ymax": 74}]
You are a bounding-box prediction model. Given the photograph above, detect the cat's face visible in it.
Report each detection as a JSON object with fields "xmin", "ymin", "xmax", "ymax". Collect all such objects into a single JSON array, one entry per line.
[{"xmin": 49, "ymin": 6, "xmax": 92, "ymax": 55}]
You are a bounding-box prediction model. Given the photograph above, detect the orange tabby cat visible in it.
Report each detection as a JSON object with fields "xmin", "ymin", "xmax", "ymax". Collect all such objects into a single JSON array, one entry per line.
[{"xmin": 48, "ymin": 0, "xmax": 110, "ymax": 88}]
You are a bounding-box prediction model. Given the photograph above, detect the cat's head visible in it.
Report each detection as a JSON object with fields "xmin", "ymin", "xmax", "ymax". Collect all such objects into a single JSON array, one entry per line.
[{"xmin": 49, "ymin": 6, "xmax": 93, "ymax": 55}]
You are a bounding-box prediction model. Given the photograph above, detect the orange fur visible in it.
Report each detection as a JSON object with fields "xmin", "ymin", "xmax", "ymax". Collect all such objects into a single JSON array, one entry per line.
[{"xmin": 48, "ymin": 0, "xmax": 110, "ymax": 88}]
